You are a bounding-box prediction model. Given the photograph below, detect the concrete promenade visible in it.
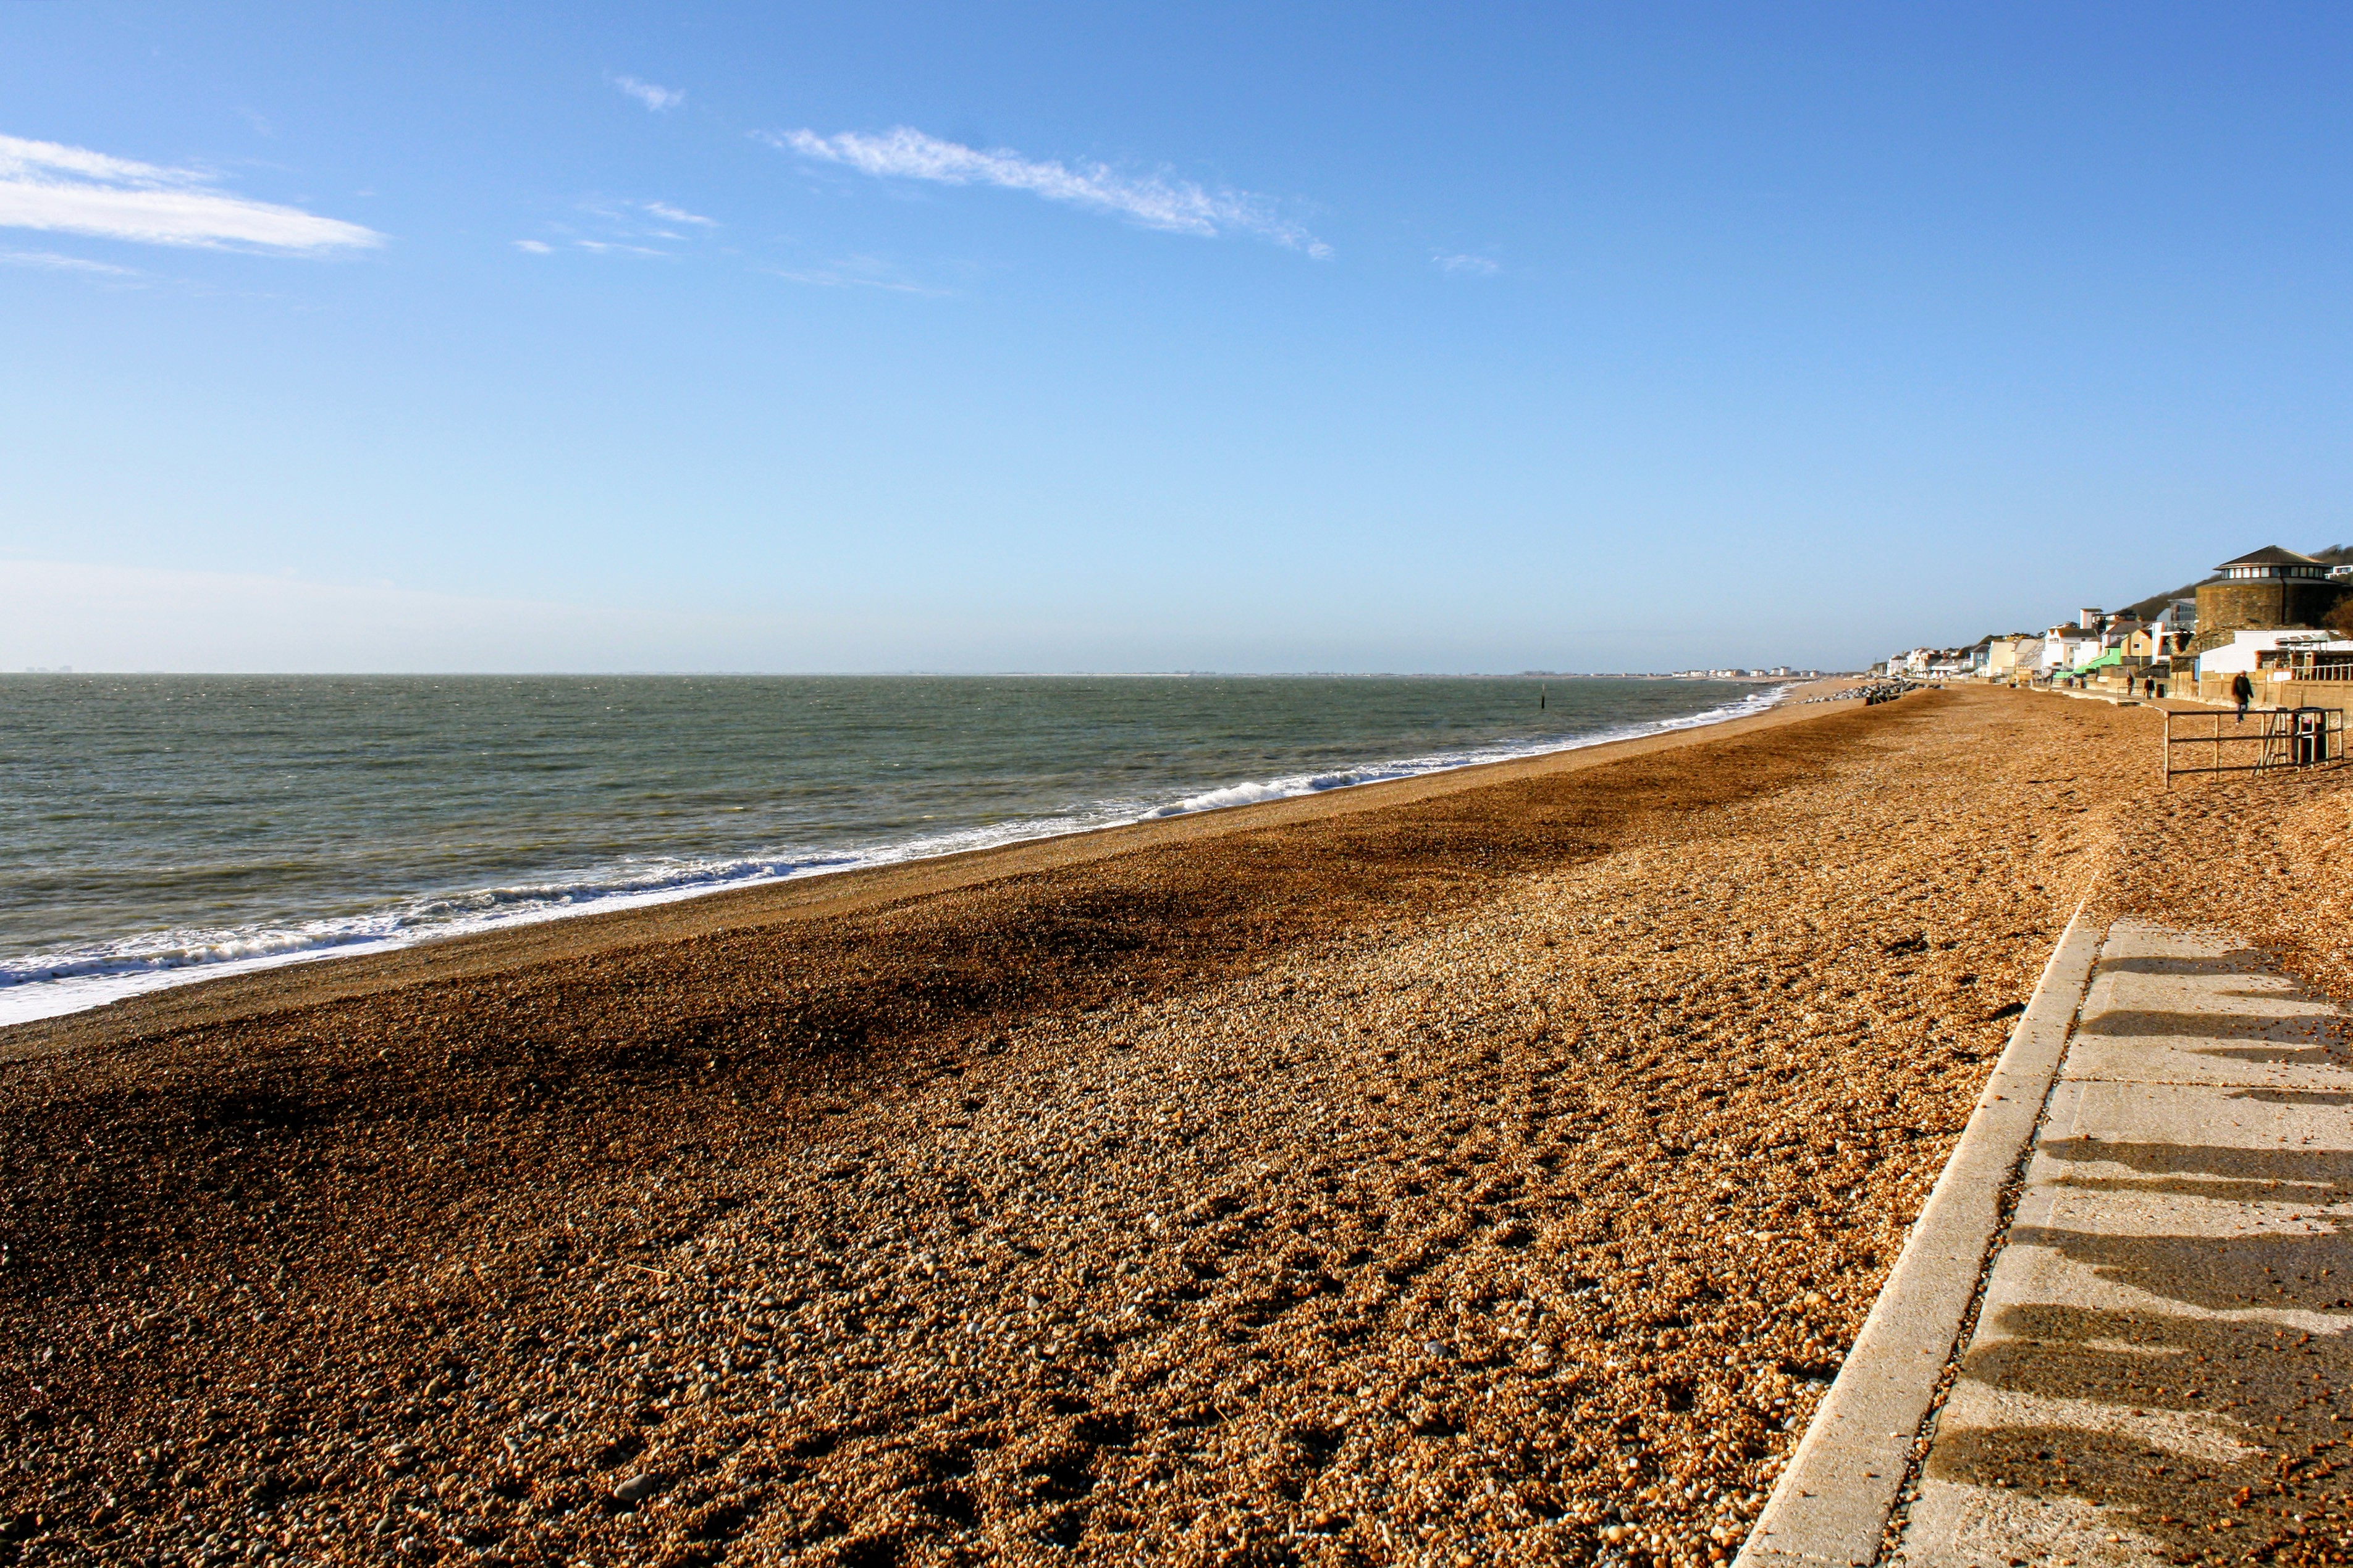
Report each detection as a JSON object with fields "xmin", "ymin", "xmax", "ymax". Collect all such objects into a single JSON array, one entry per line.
[{"xmin": 1896, "ymin": 920, "xmax": 2353, "ymax": 1565}]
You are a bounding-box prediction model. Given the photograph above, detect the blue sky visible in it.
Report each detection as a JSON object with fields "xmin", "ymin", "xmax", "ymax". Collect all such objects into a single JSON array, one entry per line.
[{"xmin": 4, "ymin": 2, "xmax": 2351, "ymax": 672}]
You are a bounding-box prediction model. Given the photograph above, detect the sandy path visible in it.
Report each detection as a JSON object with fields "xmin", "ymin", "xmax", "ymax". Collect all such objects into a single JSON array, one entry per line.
[{"xmin": 0, "ymin": 688, "xmax": 2162, "ymax": 1567}]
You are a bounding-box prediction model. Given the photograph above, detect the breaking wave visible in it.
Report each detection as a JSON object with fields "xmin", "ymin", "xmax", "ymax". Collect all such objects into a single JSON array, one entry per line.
[
  {"xmin": 1145, "ymin": 684, "xmax": 1782, "ymax": 816},
  {"xmin": 0, "ymin": 684, "xmax": 1785, "ymax": 1026}
]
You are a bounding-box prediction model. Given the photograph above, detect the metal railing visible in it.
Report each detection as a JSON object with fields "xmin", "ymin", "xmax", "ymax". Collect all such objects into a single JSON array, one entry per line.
[{"xmin": 2162, "ymin": 706, "xmax": 2347, "ymax": 790}]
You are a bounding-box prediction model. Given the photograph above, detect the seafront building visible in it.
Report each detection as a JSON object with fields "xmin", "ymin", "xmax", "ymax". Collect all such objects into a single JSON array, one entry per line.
[
  {"xmin": 1885, "ymin": 542, "xmax": 2352, "ymax": 702},
  {"xmin": 2191, "ymin": 545, "xmax": 2349, "ymax": 648},
  {"xmin": 2039, "ymin": 624, "xmax": 2103, "ymax": 676},
  {"xmin": 2192, "ymin": 627, "xmax": 2353, "ymax": 680},
  {"xmin": 1972, "ymin": 635, "xmax": 2037, "ymax": 681},
  {"xmin": 1665, "ymin": 666, "xmax": 1816, "ymax": 679}
]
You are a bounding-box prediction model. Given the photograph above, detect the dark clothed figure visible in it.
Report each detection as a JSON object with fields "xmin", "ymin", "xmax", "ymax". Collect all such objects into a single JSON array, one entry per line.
[{"xmin": 2234, "ymin": 672, "xmax": 2255, "ymax": 721}]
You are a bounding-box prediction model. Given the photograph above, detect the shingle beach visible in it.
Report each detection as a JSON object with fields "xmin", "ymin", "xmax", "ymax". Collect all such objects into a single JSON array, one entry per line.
[{"xmin": 0, "ymin": 688, "xmax": 2182, "ymax": 1566}]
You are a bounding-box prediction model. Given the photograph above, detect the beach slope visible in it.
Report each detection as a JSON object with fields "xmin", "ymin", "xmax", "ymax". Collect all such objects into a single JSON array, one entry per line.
[{"xmin": 0, "ymin": 688, "xmax": 2160, "ymax": 1566}]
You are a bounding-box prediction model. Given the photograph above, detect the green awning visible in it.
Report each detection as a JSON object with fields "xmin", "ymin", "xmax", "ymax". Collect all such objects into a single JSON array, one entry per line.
[{"xmin": 2073, "ymin": 647, "xmax": 2122, "ymax": 672}]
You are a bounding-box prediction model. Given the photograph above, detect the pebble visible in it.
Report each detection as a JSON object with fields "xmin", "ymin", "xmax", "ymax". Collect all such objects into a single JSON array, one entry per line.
[{"xmin": 0, "ymin": 688, "xmax": 2169, "ymax": 1566}]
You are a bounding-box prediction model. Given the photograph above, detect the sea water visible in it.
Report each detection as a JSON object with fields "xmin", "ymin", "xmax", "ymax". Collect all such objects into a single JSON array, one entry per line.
[{"xmin": 0, "ymin": 674, "xmax": 1773, "ymax": 1024}]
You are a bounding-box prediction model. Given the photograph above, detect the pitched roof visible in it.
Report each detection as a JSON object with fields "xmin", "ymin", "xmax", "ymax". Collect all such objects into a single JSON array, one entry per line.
[{"xmin": 2216, "ymin": 544, "xmax": 2322, "ymax": 569}]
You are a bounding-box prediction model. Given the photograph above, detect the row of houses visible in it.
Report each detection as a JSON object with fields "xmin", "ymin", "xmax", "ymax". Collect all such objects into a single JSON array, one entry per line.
[
  {"xmin": 1877, "ymin": 546, "xmax": 2353, "ymax": 700},
  {"xmin": 1881, "ymin": 599, "xmax": 2195, "ymax": 684},
  {"xmin": 1668, "ymin": 666, "xmax": 1813, "ymax": 679}
]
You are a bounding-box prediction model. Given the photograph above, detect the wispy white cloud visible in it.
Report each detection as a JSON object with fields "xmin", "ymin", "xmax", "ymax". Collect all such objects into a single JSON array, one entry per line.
[
  {"xmin": 512, "ymin": 238, "xmax": 553, "ymax": 254},
  {"xmin": 0, "ymin": 133, "xmax": 380, "ymax": 253},
  {"xmin": 532, "ymin": 199, "xmax": 721, "ymax": 256},
  {"xmin": 768, "ymin": 125, "xmax": 1329, "ymax": 256},
  {"xmin": 1435, "ymin": 252, "xmax": 1499, "ymax": 277},
  {"xmin": 759, "ymin": 256, "xmax": 948, "ymax": 296},
  {"xmin": 0, "ymin": 247, "xmax": 137, "ymax": 275},
  {"xmin": 643, "ymin": 200, "xmax": 714, "ymax": 226},
  {"xmin": 613, "ymin": 76, "xmax": 684, "ymax": 112}
]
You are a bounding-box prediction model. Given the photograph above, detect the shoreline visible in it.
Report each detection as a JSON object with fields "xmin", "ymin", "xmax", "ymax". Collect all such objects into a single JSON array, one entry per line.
[
  {"xmin": 0, "ymin": 682, "xmax": 2147, "ymax": 1568},
  {"xmin": 0, "ymin": 678, "xmax": 1825, "ymax": 1053}
]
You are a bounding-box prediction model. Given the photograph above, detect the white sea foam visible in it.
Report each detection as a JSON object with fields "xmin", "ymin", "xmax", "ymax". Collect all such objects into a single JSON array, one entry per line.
[
  {"xmin": 1145, "ymin": 684, "xmax": 1782, "ymax": 817},
  {"xmin": 0, "ymin": 684, "xmax": 1786, "ymax": 1028}
]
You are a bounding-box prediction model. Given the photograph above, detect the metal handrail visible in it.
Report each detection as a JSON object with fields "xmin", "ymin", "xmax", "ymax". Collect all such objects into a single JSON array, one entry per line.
[{"xmin": 2161, "ymin": 706, "xmax": 2346, "ymax": 789}]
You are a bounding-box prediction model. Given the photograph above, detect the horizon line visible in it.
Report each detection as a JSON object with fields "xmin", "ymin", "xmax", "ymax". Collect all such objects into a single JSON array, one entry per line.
[{"xmin": 1, "ymin": 668, "xmax": 1835, "ymax": 680}]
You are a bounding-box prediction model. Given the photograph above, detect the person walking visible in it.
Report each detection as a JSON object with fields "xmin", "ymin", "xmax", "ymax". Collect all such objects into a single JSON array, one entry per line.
[{"xmin": 2233, "ymin": 671, "xmax": 2255, "ymax": 721}]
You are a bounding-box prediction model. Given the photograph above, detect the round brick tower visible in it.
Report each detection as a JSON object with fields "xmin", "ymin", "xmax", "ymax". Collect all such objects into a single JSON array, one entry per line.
[{"xmin": 2191, "ymin": 545, "xmax": 2349, "ymax": 650}]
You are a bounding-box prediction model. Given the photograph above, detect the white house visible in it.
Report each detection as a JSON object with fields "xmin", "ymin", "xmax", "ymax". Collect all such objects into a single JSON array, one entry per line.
[
  {"xmin": 2194, "ymin": 629, "xmax": 2353, "ymax": 681},
  {"xmin": 2040, "ymin": 626, "xmax": 2102, "ymax": 674}
]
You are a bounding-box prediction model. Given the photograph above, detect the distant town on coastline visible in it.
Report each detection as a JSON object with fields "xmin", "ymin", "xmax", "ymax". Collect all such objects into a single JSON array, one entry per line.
[
  {"xmin": 1515, "ymin": 668, "xmax": 1824, "ymax": 680},
  {"xmin": 1877, "ymin": 543, "xmax": 2353, "ymax": 706}
]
